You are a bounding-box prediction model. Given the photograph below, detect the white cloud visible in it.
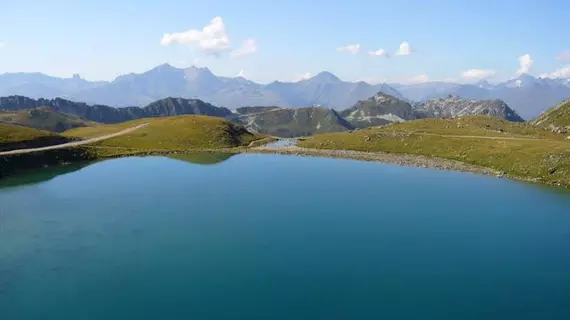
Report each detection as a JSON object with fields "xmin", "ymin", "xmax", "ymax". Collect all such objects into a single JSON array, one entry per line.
[
  {"xmin": 0, "ymin": 42, "xmax": 5, "ymax": 48},
  {"xmin": 336, "ymin": 44, "xmax": 361, "ymax": 54},
  {"xmin": 395, "ymin": 41, "xmax": 412, "ymax": 56},
  {"xmin": 237, "ymin": 69, "xmax": 245, "ymax": 77},
  {"xmin": 461, "ymin": 69, "xmax": 497, "ymax": 79},
  {"xmin": 160, "ymin": 16, "xmax": 230, "ymax": 54},
  {"xmin": 557, "ymin": 50, "xmax": 570, "ymax": 61},
  {"xmin": 368, "ymin": 49, "xmax": 389, "ymax": 57},
  {"xmin": 539, "ymin": 65, "xmax": 570, "ymax": 79},
  {"xmin": 516, "ymin": 54, "xmax": 533, "ymax": 75},
  {"xmin": 231, "ymin": 39, "xmax": 257, "ymax": 57}
]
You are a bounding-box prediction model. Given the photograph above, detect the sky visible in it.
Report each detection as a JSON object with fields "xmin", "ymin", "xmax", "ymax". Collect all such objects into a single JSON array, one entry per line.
[{"xmin": 1, "ymin": 0, "xmax": 569, "ymax": 84}]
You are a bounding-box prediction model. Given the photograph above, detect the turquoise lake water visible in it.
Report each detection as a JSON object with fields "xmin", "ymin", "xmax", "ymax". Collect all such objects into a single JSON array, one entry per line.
[{"xmin": 1, "ymin": 154, "xmax": 570, "ymax": 319}]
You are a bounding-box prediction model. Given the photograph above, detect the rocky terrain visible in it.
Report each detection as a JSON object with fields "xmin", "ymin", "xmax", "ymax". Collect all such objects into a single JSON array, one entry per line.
[
  {"xmin": 1, "ymin": 93, "xmax": 534, "ymax": 138},
  {"xmin": 230, "ymin": 106, "xmax": 351, "ymax": 138},
  {"xmin": 413, "ymin": 96, "xmax": 524, "ymax": 122},
  {"xmin": 340, "ymin": 92, "xmax": 417, "ymax": 128}
]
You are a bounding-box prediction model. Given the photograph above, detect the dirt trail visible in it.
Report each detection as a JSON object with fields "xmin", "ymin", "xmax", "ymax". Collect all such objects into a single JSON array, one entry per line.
[
  {"xmin": 413, "ymin": 132, "xmax": 547, "ymax": 141},
  {"xmin": 0, "ymin": 123, "xmax": 148, "ymax": 156}
]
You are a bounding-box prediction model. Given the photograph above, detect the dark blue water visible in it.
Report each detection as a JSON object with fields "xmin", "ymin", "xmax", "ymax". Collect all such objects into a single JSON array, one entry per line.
[{"xmin": 1, "ymin": 154, "xmax": 570, "ymax": 319}]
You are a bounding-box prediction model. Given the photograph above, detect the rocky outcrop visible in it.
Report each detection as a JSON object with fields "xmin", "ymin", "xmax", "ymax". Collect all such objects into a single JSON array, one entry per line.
[
  {"xmin": 413, "ymin": 96, "xmax": 524, "ymax": 122},
  {"xmin": 230, "ymin": 106, "xmax": 352, "ymax": 137},
  {"xmin": 339, "ymin": 93, "xmax": 416, "ymax": 128}
]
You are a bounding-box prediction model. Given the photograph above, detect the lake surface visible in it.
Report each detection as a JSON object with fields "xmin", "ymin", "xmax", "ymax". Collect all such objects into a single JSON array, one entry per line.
[{"xmin": 1, "ymin": 154, "xmax": 570, "ymax": 319}]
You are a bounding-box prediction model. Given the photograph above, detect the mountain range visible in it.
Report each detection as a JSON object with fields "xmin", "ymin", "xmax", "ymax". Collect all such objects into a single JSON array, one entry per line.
[
  {"xmin": 392, "ymin": 75, "xmax": 570, "ymax": 120},
  {"xmin": 0, "ymin": 64, "xmax": 404, "ymax": 112},
  {"xmin": 0, "ymin": 93, "xmax": 523, "ymax": 137},
  {"xmin": 1, "ymin": 64, "xmax": 567, "ymax": 120}
]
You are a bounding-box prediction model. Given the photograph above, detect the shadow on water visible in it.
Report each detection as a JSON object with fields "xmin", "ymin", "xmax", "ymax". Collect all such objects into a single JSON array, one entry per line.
[
  {"xmin": 166, "ymin": 152, "xmax": 235, "ymax": 165},
  {"xmin": 0, "ymin": 161, "xmax": 94, "ymax": 189}
]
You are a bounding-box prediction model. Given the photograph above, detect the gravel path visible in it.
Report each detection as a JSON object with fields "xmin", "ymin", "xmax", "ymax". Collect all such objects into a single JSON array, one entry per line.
[
  {"xmin": 414, "ymin": 132, "xmax": 546, "ymax": 141},
  {"xmin": 0, "ymin": 123, "xmax": 148, "ymax": 156}
]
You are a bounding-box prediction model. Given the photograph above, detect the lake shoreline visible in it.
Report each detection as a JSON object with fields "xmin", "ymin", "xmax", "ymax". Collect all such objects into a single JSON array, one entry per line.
[
  {"xmin": 247, "ymin": 146, "xmax": 498, "ymax": 176},
  {"xmin": 245, "ymin": 145, "xmax": 562, "ymax": 188},
  {"xmin": 0, "ymin": 144, "xmax": 563, "ymax": 189}
]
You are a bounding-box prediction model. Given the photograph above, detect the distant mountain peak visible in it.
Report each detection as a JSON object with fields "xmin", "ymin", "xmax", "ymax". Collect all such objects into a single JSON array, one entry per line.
[
  {"xmin": 515, "ymin": 73, "xmax": 536, "ymax": 81},
  {"xmin": 152, "ymin": 63, "xmax": 178, "ymax": 72},
  {"xmin": 183, "ymin": 65, "xmax": 217, "ymax": 82},
  {"xmin": 501, "ymin": 73, "xmax": 539, "ymax": 88},
  {"xmin": 186, "ymin": 65, "xmax": 212, "ymax": 73},
  {"xmin": 475, "ymin": 79, "xmax": 493, "ymax": 88},
  {"xmin": 307, "ymin": 71, "xmax": 341, "ymax": 83}
]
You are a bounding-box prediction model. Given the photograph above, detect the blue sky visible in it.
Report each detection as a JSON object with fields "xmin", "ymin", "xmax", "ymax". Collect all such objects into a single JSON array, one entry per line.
[{"xmin": 1, "ymin": 0, "xmax": 569, "ymax": 83}]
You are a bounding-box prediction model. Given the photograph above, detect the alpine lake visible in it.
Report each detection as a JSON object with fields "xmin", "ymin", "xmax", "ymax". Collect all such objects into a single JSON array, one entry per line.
[{"xmin": 1, "ymin": 153, "xmax": 570, "ymax": 319}]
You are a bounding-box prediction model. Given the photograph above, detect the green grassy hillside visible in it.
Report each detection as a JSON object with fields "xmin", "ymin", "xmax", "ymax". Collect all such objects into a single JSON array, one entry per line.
[
  {"xmin": 0, "ymin": 107, "xmax": 95, "ymax": 132},
  {"xmin": 532, "ymin": 99, "xmax": 570, "ymax": 130},
  {"xmin": 64, "ymin": 115, "xmax": 264, "ymax": 156},
  {"xmin": 298, "ymin": 116, "xmax": 570, "ymax": 187}
]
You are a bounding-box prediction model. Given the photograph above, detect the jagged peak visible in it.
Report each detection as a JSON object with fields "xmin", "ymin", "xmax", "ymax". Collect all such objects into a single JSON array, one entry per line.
[
  {"xmin": 185, "ymin": 65, "xmax": 213, "ymax": 74},
  {"xmin": 184, "ymin": 65, "xmax": 218, "ymax": 82}
]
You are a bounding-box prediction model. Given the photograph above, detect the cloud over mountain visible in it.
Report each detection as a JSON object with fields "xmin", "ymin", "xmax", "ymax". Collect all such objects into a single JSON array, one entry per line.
[
  {"xmin": 160, "ymin": 16, "xmax": 230, "ymax": 54},
  {"xmin": 516, "ymin": 54, "xmax": 533, "ymax": 75}
]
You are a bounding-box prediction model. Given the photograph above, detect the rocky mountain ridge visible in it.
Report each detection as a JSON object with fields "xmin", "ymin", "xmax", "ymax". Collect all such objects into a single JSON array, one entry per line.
[
  {"xmin": 339, "ymin": 93, "xmax": 417, "ymax": 128},
  {"xmin": 0, "ymin": 93, "xmax": 532, "ymax": 137},
  {"xmin": 2, "ymin": 66, "xmax": 569, "ymax": 119},
  {"xmin": 414, "ymin": 95, "xmax": 524, "ymax": 122}
]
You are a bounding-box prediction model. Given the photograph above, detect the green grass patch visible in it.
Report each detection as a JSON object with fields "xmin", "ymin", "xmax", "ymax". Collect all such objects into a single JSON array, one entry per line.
[
  {"xmin": 299, "ymin": 116, "xmax": 570, "ymax": 187},
  {"xmin": 64, "ymin": 115, "xmax": 265, "ymax": 157},
  {"xmin": 0, "ymin": 122, "xmax": 57, "ymax": 144},
  {"xmin": 532, "ymin": 99, "xmax": 570, "ymax": 129}
]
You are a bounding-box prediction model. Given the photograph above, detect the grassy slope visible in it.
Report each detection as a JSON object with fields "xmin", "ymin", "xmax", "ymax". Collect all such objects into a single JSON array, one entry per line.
[
  {"xmin": 298, "ymin": 116, "xmax": 570, "ymax": 186},
  {"xmin": 0, "ymin": 122, "xmax": 72, "ymax": 152},
  {"xmin": 0, "ymin": 122, "xmax": 57, "ymax": 144},
  {"xmin": 64, "ymin": 115, "xmax": 264, "ymax": 157},
  {"xmin": 532, "ymin": 99, "xmax": 570, "ymax": 128},
  {"xmin": 0, "ymin": 107, "xmax": 96, "ymax": 132}
]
